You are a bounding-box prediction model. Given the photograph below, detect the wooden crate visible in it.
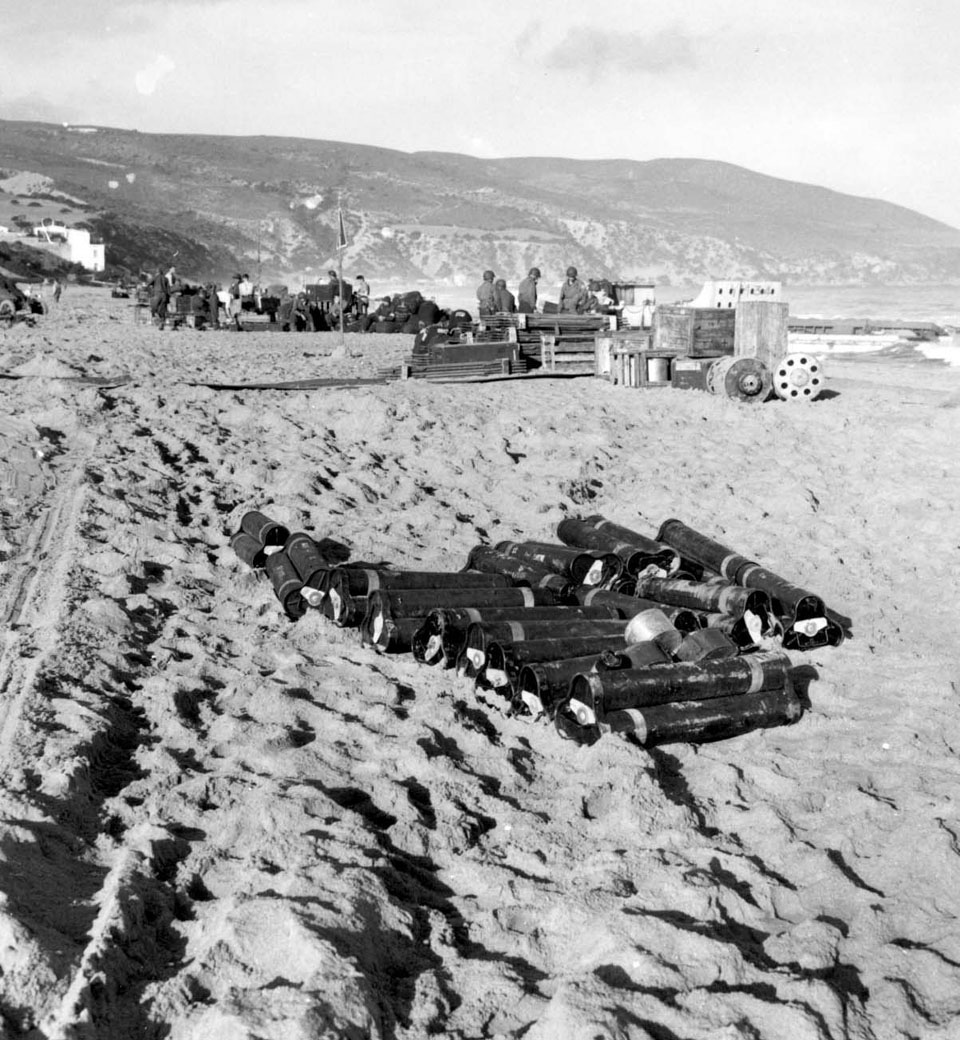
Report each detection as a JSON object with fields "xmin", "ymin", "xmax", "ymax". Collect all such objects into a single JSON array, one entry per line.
[
  {"xmin": 671, "ymin": 356, "xmax": 715, "ymax": 391},
  {"xmin": 654, "ymin": 305, "xmax": 736, "ymax": 357},
  {"xmin": 613, "ymin": 346, "xmax": 676, "ymax": 388},
  {"xmin": 595, "ymin": 330, "xmax": 652, "ymax": 379},
  {"xmin": 734, "ymin": 300, "xmax": 789, "ymax": 367}
]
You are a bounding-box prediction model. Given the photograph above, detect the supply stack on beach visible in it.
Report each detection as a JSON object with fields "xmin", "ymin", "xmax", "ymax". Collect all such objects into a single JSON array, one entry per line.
[{"xmin": 229, "ymin": 507, "xmax": 850, "ymax": 752}]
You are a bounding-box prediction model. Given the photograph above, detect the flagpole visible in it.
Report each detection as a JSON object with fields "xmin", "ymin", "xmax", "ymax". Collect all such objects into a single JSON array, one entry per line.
[{"xmin": 337, "ymin": 197, "xmax": 345, "ymax": 350}]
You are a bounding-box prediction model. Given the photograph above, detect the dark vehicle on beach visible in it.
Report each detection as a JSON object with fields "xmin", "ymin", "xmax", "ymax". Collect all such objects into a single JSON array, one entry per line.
[{"xmin": 0, "ymin": 275, "xmax": 46, "ymax": 326}]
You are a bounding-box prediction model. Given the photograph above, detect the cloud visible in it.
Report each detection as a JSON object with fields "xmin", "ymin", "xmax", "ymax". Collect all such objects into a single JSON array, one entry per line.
[
  {"xmin": 544, "ymin": 26, "xmax": 700, "ymax": 79},
  {"xmin": 135, "ymin": 54, "xmax": 176, "ymax": 95}
]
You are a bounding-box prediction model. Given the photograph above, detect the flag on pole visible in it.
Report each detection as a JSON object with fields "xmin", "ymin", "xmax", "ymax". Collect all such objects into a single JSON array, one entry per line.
[{"xmin": 337, "ymin": 207, "xmax": 347, "ymax": 250}]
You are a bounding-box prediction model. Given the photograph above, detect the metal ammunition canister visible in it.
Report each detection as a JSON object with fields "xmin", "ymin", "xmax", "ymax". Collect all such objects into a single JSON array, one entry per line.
[
  {"xmin": 230, "ymin": 531, "xmax": 266, "ymax": 569},
  {"xmin": 514, "ymin": 655, "xmax": 605, "ymax": 719},
  {"xmin": 335, "ymin": 567, "xmax": 512, "ymax": 598},
  {"xmin": 623, "ymin": 607, "xmax": 683, "ymax": 656},
  {"xmin": 655, "ymin": 518, "xmax": 756, "ymax": 581},
  {"xmin": 596, "ymin": 640, "xmax": 674, "ymax": 672},
  {"xmin": 566, "ymin": 651, "xmax": 791, "ymax": 723},
  {"xmin": 240, "ymin": 509, "xmax": 291, "ymax": 548},
  {"xmin": 599, "ymin": 685, "xmax": 803, "ymax": 747},
  {"xmin": 325, "ymin": 570, "xmax": 369, "ymax": 627},
  {"xmin": 410, "ymin": 604, "xmax": 621, "ymax": 666},
  {"xmin": 483, "ymin": 634, "xmax": 632, "ymax": 691},
  {"xmin": 360, "ymin": 612, "xmax": 426, "ymax": 654},
  {"xmin": 284, "ymin": 532, "xmax": 332, "ymax": 606},
  {"xmin": 675, "ymin": 628, "xmax": 740, "ymax": 662},
  {"xmin": 264, "ymin": 550, "xmax": 306, "ymax": 620},
  {"xmin": 733, "ymin": 562, "xmax": 846, "ymax": 649},
  {"xmin": 466, "ymin": 545, "xmax": 574, "ymax": 597},
  {"xmin": 633, "ymin": 575, "xmax": 773, "ymax": 621},
  {"xmin": 557, "ymin": 516, "xmax": 680, "ymax": 576},
  {"xmin": 495, "ymin": 540, "xmax": 623, "ymax": 586},
  {"xmin": 364, "ymin": 586, "xmax": 560, "ymax": 658}
]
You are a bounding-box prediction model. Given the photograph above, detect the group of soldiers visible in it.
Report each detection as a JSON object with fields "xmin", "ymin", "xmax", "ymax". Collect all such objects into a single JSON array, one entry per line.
[{"xmin": 476, "ymin": 265, "xmax": 617, "ymax": 317}]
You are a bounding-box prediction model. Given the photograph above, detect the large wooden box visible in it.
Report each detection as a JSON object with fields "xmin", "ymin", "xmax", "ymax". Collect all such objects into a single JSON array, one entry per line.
[
  {"xmin": 653, "ymin": 306, "xmax": 736, "ymax": 357},
  {"xmin": 734, "ymin": 300, "xmax": 789, "ymax": 367}
]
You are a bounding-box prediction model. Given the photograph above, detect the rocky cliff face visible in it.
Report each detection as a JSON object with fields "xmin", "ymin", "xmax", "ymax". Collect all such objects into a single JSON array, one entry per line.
[{"xmin": 2, "ymin": 120, "xmax": 959, "ymax": 286}]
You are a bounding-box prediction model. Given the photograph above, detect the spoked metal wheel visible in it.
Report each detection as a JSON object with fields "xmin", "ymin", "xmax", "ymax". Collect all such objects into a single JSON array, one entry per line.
[
  {"xmin": 706, "ymin": 356, "xmax": 772, "ymax": 404},
  {"xmin": 773, "ymin": 353, "xmax": 824, "ymax": 401}
]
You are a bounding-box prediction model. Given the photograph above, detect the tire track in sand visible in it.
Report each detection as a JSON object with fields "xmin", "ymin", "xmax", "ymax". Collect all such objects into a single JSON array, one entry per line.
[{"xmin": 0, "ymin": 429, "xmax": 96, "ymax": 772}]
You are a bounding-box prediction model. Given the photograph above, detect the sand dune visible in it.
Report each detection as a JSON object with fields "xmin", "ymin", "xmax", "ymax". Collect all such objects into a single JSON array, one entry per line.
[{"xmin": 0, "ymin": 288, "xmax": 958, "ymax": 1039}]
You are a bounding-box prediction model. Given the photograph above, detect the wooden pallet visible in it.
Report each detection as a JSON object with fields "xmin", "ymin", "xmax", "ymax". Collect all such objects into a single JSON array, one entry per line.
[
  {"xmin": 613, "ymin": 347, "xmax": 677, "ymax": 388},
  {"xmin": 384, "ymin": 354, "xmax": 532, "ymax": 382}
]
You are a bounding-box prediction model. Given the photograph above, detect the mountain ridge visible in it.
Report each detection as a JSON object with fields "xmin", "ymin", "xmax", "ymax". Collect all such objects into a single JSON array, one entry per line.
[{"xmin": 1, "ymin": 118, "xmax": 958, "ymax": 287}]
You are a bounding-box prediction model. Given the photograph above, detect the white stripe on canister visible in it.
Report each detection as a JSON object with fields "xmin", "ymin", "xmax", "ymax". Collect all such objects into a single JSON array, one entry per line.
[
  {"xmin": 737, "ymin": 564, "xmax": 761, "ymax": 585},
  {"xmin": 508, "ymin": 621, "xmax": 524, "ymax": 641},
  {"xmin": 745, "ymin": 655, "xmax": 765, "ymax": 694},
  {"xmin": 362, "ymin": 569, "xmax": 380, "ymax": 592},
  {"xmin": 719, "ymin": 553, "xmax": 739, "ymax": 578},
  {"xmin": 521, "ymin": 588, "xmax": 534, "ymax": 606}
]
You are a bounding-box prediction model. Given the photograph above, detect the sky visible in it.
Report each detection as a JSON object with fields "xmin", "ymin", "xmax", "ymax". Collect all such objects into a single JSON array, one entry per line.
[{"xmin": 2, "ymin": 0, "xmax": 959, "ymax": 226}]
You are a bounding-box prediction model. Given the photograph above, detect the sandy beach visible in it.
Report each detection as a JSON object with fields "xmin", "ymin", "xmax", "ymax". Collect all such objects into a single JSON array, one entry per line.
[{"xmin": 1, "ymin": 287, "xmax": 958, "ymax": 1039}]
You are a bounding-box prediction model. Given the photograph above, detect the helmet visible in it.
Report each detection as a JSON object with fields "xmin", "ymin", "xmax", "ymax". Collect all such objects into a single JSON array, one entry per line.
[
  {"xmin": 483, "ymin": 269, "xmax": 495, "ymax": 281},
  {"xmin": 529, "ymin": 267, "xmax": 541, "ymax": 278},
  {"xmin": 566, "ymin": 266, "xmax": 578, "ymax": 278},
  {"xmin": 495, "ymin": 278, "xmax": 506, "ymax": 288}
]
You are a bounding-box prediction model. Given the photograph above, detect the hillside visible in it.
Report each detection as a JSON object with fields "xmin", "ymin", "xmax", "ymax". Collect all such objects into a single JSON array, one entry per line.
[{"xmin": 2, "ymin": 118, "xmax": 960, "ymax": 287}]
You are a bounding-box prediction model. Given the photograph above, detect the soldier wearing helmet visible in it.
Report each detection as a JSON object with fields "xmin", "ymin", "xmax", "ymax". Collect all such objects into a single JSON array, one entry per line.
[
  {"xmin": 476, "ymin": 269, "xmax": 497, "ymax": 316},
  {"xmin": 518, "ymin": 266, "xmax": 541, "ymax": 314},
  {"xmin": 559, "ymin": 265, "xmax": 587, "ymax": 314}
]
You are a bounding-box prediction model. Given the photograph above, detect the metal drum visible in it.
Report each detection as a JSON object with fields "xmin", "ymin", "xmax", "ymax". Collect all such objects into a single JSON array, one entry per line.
[
  {"xmin": 773, "ymin": 353, "xmax": 824, "ymax": 402},
  {"xmin": 706, "ymin": 356, "xmax": 772, "ymax": 404}
]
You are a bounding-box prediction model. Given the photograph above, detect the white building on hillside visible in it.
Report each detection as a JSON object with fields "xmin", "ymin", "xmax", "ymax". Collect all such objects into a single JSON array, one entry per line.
[
  {"xmin": 684, "ymin": 280, "xmax": 782, "ymax": 309},
  {"xmin": 28, "ymin": 222, "xmax": 105, "ymax": 272}
]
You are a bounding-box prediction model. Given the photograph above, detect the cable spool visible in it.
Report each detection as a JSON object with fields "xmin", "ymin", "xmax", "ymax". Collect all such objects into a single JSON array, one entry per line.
[
  {"xmin": 773, "ymin": 353, "xmax": 824, "ymax": 402},
  {"xmin": 705, "ymin": 356, "xmax": 772, "ymax": 404}
]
